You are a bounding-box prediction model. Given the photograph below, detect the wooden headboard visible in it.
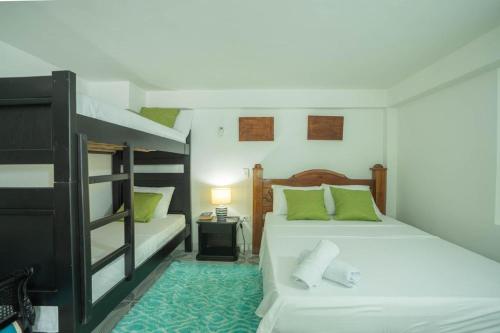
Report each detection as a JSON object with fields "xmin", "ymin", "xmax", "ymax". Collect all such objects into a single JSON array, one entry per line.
[{"xmin": 252, "ymin": 164, "xmax": 387, "ymax": 254}]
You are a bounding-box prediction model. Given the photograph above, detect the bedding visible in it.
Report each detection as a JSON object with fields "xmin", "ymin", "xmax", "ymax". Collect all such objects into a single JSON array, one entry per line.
[
  {"xmin": 323, "ymin": 184, "xmax": 383, "ymax": 217},
  {"xmin": 117, "ymin": 192, "xmax": 163, "ymax": 223},
  {"xmin": 283, "ymin": 189, "xmax": 329, "ymax": 220},
  {"xmin": 139, "ymin": 107, "xmax": 180, "ymax": 128},
  {"xmin": 134, "ymin": 186, "xmax": 175, "ymax": 219},
  {"xmin": 76, "ymin": 94, "xmax": 192, "ymax": 143},
  {"xmin": 257, "ymin": 213, "xmax": 500, "ymax": 333},
  {"xmin": 330, "ymin": 187, "xmax": 380, "ymax": 221},
  {"xmin": 271, "ymin": 185, "xmax": 323, "ymax": 215}
]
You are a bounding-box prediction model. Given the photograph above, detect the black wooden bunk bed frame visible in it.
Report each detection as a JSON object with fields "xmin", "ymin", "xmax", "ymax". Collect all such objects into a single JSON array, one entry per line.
[{"xmin": 0, "ymin": 71, "xmax": 192, "ymax": 332}]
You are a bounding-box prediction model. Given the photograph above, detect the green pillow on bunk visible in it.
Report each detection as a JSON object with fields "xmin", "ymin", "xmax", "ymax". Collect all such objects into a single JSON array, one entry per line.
[
  {"xmin": 283, "ymin": 189, "xmax": 330, "ymax": 221},
  {"xmin": 118, "ymin": 192, "xmax": 163, "ymax": 223},
  {"xmin": 139, "ymin": 107, "xmax": 180, "ymax": 128},
  {"xmin": 330, "ymin": 187, "xmax": 380, "ymax": 221}
]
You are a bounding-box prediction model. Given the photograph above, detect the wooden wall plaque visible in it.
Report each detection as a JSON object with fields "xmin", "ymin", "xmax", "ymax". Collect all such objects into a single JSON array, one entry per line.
[
  {"xmin": 239, "ymin": 117, "xmax": 274, "ymax": 141},
  {"xmin": 307, "ymin": 115, "xmax": 344, "ymax": 140}
]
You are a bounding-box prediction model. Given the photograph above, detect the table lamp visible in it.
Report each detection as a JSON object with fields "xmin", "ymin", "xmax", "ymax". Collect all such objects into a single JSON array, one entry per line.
[{"xmin": 211, "ymin": 187, "xmax": 231, "ymax": 222}]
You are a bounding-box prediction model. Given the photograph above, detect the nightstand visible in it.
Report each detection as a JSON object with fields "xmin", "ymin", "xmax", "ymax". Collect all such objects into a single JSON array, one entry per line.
[{"xmin": 196, "ymin": 217, "xmax": 239, "ymax": 261}]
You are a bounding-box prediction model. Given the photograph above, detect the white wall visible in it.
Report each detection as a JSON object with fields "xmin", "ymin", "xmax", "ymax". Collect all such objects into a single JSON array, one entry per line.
[
  {"xmin": 190, "ymin": 108, "xmax": 386, "ymax": 250},
  {"xmin": 396, "ymin": 70, "xmax": 500, "ymax": 262}
]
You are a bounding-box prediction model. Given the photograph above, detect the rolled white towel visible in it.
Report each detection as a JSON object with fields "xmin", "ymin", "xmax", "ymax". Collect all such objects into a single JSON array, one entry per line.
[
  {"xmin": 324, "ymin": 260, "xmax": 361, "ymax": 288},
  {"xmin": 299, "ymin": 250, "xmax": 361, "ymax": 288},
  {"xmin": 292, "ymin": 240, "xmax": 340, "ymax": 288}
]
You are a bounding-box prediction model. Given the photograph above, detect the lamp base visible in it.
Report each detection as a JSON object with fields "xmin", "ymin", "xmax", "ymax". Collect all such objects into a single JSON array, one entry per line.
[{"xmin": 215, "ymin": 206, "xmax": 227, "ymax": 222}]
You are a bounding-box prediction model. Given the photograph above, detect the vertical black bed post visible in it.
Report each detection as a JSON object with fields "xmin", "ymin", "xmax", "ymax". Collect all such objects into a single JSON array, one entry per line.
[
  {"xmin": 112, "ymin": 152, "xmax": 123, "ymax": 212},
  {"xmin": 77, "ymin": 133, "xmax": 92, "ymax": 324},
  {"xmin": 123, "ymin": 145, "xmax": 135, "ymax": 280},
  {"xmin": 52, "ymin": 71, "xmax": 80, "ymax": 332},
  {"xmin": 184, "ymin": 134, "xmax": 192, "ymax": 252}
]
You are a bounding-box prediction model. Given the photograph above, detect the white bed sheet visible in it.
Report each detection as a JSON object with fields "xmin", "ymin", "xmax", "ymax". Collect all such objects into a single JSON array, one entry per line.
[
  {"xmin": 257, "ymin": 213, "xmax": 500, "ymax": 333},
  {"xmin": 77, "ymin": 94, "xmax": 192, "ymax": 143}
]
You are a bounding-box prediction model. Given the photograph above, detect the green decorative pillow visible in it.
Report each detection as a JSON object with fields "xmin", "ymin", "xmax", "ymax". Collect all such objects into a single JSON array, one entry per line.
[
  {"xmin": 119, "ymin": 192, "xmax": 163, "ymax": 223},
  {"xmin": 283, "ymin": 189, "xmax": 330, "ymax": 221},
  {"xmin": 330, "ymin": 187, "xmax": 380, "ymax": 221},
  {"xmin": 139, "ymin": 107, "xmax": 180, "ymax": 128}
]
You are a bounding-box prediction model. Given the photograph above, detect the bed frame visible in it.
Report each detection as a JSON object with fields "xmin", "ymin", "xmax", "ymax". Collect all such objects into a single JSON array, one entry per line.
[
  {"xmin": 0, "ymin": 71, "xmax": 192, "ymax": 332},
  {"xmin": 252, "ymin": 164, "xmax": 387, "ymax": 254}
]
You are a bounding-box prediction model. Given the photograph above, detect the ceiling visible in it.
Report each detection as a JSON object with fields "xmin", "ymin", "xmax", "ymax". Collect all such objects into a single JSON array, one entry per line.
[{"xmin": 0, "ymin": 0, "xmax": 499, "ymax": 90}]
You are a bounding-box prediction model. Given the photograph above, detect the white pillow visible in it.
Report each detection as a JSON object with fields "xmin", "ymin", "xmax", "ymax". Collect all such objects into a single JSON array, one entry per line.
[
  {"xmin": 322, "ymin": 184, "xmax": 383, "ymax": 219},
  {"xmin": 134, "ymin": 186, "xmax": 175, "ymax": 219},
  {"xmin": 271, "ymin": 185, "xmax": 323, "ymax": 215}
]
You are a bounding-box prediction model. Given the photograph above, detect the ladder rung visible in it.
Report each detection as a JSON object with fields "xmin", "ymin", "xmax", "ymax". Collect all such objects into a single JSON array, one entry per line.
[
  {"xmin": 0, "ymin": 97, "xmax": 52, "ymax": 106},
  {"xmin": 90, "ymin": 210, "xmax": 129, "ymax": 230},
  {"xmin": 0, "ymin": 208, "xmax": 54, "ymax": 216},
  {"xmin": 91, "ymin": 244, "xmax": 130, "ymax": 274},
  {"xmin": 89, "ymin": 173, "xmax": 129, "ymax": 184}
]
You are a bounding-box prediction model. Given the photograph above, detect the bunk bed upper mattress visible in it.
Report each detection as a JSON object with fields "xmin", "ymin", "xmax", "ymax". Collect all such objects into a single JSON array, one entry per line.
[
  {"xmin": 90, "ymin": 214, "xmax": 186, "ymax": 302},
  {"xmin": 77, "ymin": 94, "xmax": 191, "ymax": 143}
]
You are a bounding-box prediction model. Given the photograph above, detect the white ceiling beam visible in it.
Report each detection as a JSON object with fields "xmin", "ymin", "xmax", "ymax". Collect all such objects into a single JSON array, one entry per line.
[
  {"xmin": 388, "ymin": 25, "xmax": 500, "ymax": 106},
  {"xmin": 146, "ymin": 89, "xmax": 387, "ymax": 109}
]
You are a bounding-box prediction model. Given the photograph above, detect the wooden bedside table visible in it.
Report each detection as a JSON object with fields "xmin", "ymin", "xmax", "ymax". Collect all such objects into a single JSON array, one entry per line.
[{"xmin": 196, "ymin": 217, "xmax": 239, "ymax": 261}]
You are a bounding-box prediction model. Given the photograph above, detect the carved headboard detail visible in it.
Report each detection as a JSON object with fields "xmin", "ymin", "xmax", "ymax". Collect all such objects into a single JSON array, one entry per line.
[{"xmin": 252, "ymin": 164, "xmax": 387, "ymax": 254}]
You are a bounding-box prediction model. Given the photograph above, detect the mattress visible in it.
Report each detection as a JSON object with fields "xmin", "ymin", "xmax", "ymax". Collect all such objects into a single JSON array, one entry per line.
[
  {"xmin": 33, "ymin": 214, "xmax": 186, "ymax": 332},
  {"xmin": 91, "ymin": 214, "xmax": 186, "ymax": 302},
  {"xmin": 257, "ymin": 213, "xmax": 500, "ymax": 333},
  {"xmin": 77, "ymin": 94, "xmax": 192, "ymax": 143}
]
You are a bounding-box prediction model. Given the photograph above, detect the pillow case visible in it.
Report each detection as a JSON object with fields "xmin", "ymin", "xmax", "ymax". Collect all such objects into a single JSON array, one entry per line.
[
  {"xmin": 330, "ymin": 187, "xmax": 381, "ymax": 221},
  {"xmin": 283, "ymin": 189, "xmax": 330, "ymax": 220},
  {"xmin": 322, "ymin": 184, "xmax": 383, "ymax": 218},
  {"xmin": 119, "ymin": 192, "xmax": 163, "ymax": 223},
  {"xmin": 135, "ymin": 186, "xmax": 175, "ymax": 219},
  {"xmin": 139, "ymin": 107, "xmax": 180, "ymax": 128},
  {"xmin": 272, "ymin": 185, "xmax": 323, "ymax": 215}
]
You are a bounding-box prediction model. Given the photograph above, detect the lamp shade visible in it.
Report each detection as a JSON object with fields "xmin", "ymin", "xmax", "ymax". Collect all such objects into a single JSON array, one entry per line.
[{"xmin": 211, "ymin": 187, "xmax": 231, "ymax": 205}]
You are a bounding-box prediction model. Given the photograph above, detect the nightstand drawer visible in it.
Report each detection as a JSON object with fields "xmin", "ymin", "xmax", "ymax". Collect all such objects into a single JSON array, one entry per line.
[{"xmin": 199, "ymin": 223, "xmax": 233, "ymax": 235}]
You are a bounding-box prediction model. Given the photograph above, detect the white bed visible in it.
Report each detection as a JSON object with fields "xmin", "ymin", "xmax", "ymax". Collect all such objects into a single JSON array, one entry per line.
[
  {"xmin": 77, "ymin": 94, "xmax": 192, "ymax": 143},
  {"xmin": 257, "ymin": 213, "xmax": 500, "ymax": 333}
]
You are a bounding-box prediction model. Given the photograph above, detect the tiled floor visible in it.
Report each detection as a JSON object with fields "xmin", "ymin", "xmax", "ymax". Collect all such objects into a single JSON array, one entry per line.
[{"xmin": 92, "ymin": 246, "xmax": 259, "ymax": 333}]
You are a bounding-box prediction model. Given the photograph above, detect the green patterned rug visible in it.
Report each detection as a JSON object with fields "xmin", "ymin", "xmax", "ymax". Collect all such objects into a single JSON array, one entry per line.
[{"xmin": 113, "ymin": 261, "xmax": 262, "ymax": 333}]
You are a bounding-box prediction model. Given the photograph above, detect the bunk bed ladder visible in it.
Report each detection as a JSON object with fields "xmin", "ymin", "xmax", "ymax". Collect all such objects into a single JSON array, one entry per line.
[{"xmin": 77, "ymin": 134, "xmax": 135, "ymax": 324}]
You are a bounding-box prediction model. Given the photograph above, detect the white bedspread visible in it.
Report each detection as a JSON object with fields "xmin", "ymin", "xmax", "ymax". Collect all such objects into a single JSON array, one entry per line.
[
  {"xmin": 257, "ymin": 213, "xmax": 500, "ymax": 333},
  {"xmin": 77, "ymin": 94, "xmax": 191, "ymax": 143}
]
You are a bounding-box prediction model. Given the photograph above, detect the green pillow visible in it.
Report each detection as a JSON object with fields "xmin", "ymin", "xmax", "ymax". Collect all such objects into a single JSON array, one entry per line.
[
  {"xmin": 118, "ymin": 192, "xmax": 163, "ymax": 223},
  {"xmin": 283, "ymin": 189, "xmax": 330, "ymax": 220},
  {"xmin": 330, "ymin": 187, "xmax": 380, "ymax": 221},
  {"xmin": 139, "ymin": 107, "xmax": 180, "ymax": 128}
]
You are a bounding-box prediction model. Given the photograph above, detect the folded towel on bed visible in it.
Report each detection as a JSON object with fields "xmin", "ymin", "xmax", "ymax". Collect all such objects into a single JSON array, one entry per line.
[
  {"xmin": 299, "ymin": 250, "xmax": 361, "ymax": 288},
  {"xmin": 324, "ymin": 260, "xmax": 361, "ymax": 287},
  {"xmin": 292, "ymin": 240, "xmax": 340, "ymax": 288}
]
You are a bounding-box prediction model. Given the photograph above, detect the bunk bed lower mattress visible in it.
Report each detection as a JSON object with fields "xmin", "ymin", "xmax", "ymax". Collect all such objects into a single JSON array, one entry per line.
[
  {"xmin": 32, "ymin": 214, "xmax": 185, "ymax": 333},
  {"xmin": 91, "ymin": 214, "xmax": 186, "ymax": 301}
]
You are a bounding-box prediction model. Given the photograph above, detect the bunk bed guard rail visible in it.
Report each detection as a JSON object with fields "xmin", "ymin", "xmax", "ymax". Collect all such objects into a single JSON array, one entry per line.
[{"xmin": 77, "ymin": 134, "xmax": 135, "ymax": 324}]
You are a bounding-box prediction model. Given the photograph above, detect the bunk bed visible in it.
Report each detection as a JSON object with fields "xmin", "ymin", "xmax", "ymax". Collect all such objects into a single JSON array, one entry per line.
[{"xmin": 0, "ymin": 71, "xmax": 192, "ymax": 333}]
